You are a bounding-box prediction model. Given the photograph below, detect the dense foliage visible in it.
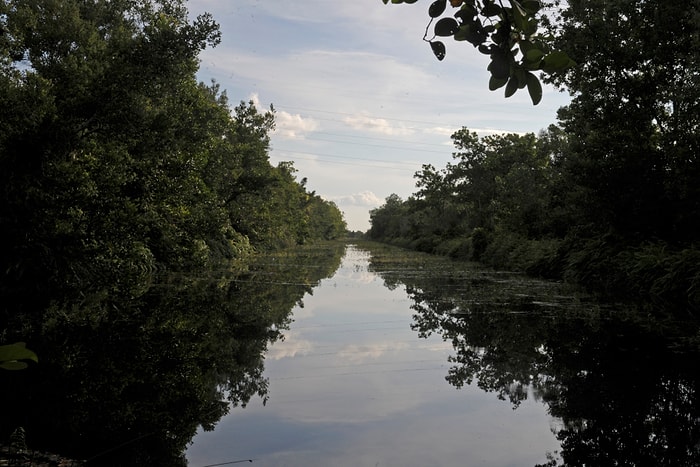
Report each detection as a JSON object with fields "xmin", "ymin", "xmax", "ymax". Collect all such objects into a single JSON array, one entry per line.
[
  {"xmin": 0, "ymin": 0, "xmax": 346, "ymax": 322},
  {"xmin": 381, "ymin": 0, "xmax": 575, "ymax": 104},
  {"xmin": 0, "ymin": 0, "xmax": 346, "ymax": 459},
  {"xmin": 368, "ymin": 0, "xmax": 700, "ymax": 314}
]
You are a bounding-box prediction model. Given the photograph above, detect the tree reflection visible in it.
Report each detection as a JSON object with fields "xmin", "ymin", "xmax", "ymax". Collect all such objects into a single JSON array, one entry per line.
[
  {"xmin": 362, "ymin": 242, "xmax": 700, "ymax": 466},
  {"xmin": 0, "ymin": 243, "xmax": 344, "ymax": 466}
]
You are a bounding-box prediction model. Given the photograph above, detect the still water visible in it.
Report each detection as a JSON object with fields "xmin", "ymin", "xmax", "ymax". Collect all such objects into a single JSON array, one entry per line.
[
  {"xmin": 5, "ymin": 241, "xmax": 697, "ymax": 466},
  {"xmin": 187, "ymin": 242, "xmax": 700, "ymax": 467},
  {"xmin": 187, "ymin": 244, "xmax": 561, "ymax": 466}
]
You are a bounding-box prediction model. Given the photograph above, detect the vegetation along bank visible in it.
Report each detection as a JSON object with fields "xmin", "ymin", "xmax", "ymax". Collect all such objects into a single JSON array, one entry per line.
[{"xmin": 369, "ymin": 1, "xmax": 700, "ymax": 316}]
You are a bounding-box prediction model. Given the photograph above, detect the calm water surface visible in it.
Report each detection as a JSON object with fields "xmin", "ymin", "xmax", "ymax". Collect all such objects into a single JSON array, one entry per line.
[
  {"xmin": 187, "ymin": 245, "xmax": 563, "ymax": 466},
  {"xmin": 7, "ymin": 242, "xmax": 697, "ymax": 465}
]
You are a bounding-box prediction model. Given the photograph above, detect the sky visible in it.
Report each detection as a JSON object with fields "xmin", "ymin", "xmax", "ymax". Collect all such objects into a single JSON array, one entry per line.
[{"xmin": 187, "ymin": 0, "xmax": 572, "ymax": 231}]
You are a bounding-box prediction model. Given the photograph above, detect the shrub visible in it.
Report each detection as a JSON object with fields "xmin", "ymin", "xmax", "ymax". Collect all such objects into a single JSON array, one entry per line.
[{"xmin": 470, "ymin": 228, "xmax": 489, "ymax": 261}]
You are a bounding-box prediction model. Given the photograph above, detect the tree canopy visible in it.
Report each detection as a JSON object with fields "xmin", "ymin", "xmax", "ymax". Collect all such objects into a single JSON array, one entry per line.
[{"xmin": 0, "ymin": 0, "xmax": 346, "ymax": 322}]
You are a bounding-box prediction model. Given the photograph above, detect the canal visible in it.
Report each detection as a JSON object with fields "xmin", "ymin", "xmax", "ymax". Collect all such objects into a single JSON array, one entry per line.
[{"xmin": 187, "ymin": 242, "xmax": 700, "ymax": 466}]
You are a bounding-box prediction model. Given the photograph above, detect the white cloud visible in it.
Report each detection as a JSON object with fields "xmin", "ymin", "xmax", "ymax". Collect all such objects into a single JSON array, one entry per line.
[
  {"xmin": 249, "ymin": 92, "xmax": 320, "ymax": 139},
  {"xmin": 275, "ymin": 111, "xmax": 320, "ymax": 139},
  {"xmin": 337, "ymin": 342, "xmax": 409, "ymax": 363},
  {"xmin": 199, "ymin": 48, "xmax": 449, "ymax": 120},
  {"xmin": 426, "ymin": 126, "xmax": 459, "ymax": 137},
  {"xmin": 331, "ymin": 191, "xmax": 383, "ymax": 207},
  {"xmin": 343, "ymin": 113, "xmax": 414, "ymax": 136},
  {"xmin": 267, "ymin": 330, "xmax": 314, "ymax": 360}
]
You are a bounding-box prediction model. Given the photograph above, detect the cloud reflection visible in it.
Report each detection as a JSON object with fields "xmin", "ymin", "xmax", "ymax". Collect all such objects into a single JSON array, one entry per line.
[
  {"xmin": 267, "ymin": 330, "xmax": 314, "ymax": 360},
  {"xmin": 188, "ymin": 245, "xmax": 560, "ymax": 466},
  {"xmin": 336, "ymin": 342, "xmax": 409, "ymax": 362}
]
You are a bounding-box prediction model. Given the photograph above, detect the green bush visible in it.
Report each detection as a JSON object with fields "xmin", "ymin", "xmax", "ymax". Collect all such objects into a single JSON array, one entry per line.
[
  {"xmin": 435, "ymin": 238, "xmax": 472, "ymax": 260},
  {"xmin": 624, "ymin": 244, "xmax": 700, "ymax": 313},
  {"xmin": 470, "ymin": 228, "xmax": 489, "ymax": 261},
  {"xmin": 409, "ymin": 235, "xmax": 441, "ymax": 253}
]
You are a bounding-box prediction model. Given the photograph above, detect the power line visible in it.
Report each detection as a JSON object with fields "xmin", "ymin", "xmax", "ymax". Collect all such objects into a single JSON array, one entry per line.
[
  {"xmin": 271, "ymin": 148, "xmax": 423, "ymax": 166},
  {"xmin": 270, "ymin": 150, "xmax": 421, "ymax": 172},
  {"xmin": 304, "ymin": 130, "xmax": 454, "ymax": 148},
  {"xmin": 299, "ymin": 135, "xmax": 450, "ymax": 154},
  {"xmin": 200, "ymin": 460, "xmax": 254, "ymax": 466},
  {"xmin": 273, "ymin": 365, "xmax": 447, "ymax": 381},
  {"xmin": 276, "ymin": 104, "xmax": 465, "ymax": 129}
]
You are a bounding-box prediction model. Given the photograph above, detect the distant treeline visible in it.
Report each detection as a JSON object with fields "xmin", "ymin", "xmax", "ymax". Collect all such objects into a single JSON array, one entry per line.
[
  {"xmin": 368, "ymin": 124, "xmax": 700, "ymax": 313},
  {"xmin": 0, "ymin": 0, "xmax": 346, "ymax": 320}
]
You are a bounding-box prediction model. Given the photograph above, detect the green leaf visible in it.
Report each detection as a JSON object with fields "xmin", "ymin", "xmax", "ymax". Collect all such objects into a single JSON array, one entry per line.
[
  {"xmin": 489, "ymin": 75, "xmax": 508, "ymax": 91},
  {"xmin": 519, "ymin": 39, "xmax": 535, "ymax": 53},
  {"xmin": 511, "ymin": 2, "xmax": 527, "ymax": 31},
  {"xmin": 1, "ymin": 361, "xmax": 29, "ymax": 370},
  {"xmin": 488, "ymin": 52, "xmax": 510, "ymax": 80},
  {"xmin": 522, "ymin": 18, "xmax": 538, "ymax": 36},
  {"xmin": 455, "ymin": 23, "xmax": 487, "ymax": 46},
  {"xmin": 505, "ymin": 76, "xmax": 518, "ymax": 98},
  {"xmin": 0, "ymin": 342, "xmax": 38, "ymax": 371},
  {"xmin": 526, "ymin": 71, "xmax": 542, "ymax": 105},
  {"xmin": 525, "ymin": 48, "xmax": 545, "ymax": 62},
  {"xmin": 521, "ymin": 0, "xmax": 541, "ymax": 14},
  {"xmin": 541, "ymin": 51, "xmax": 574, "ymax": 73},
  {"xmin": 430, "ymin": 40, "xmax": 446, "ymax": 60},
  {"xmin": 434, "ymin": 17, "xmax": 459, "ymax": 36},
  {"xmin": 454, "ymin": 24, "xmax": 468, "ymax": 41},
  {"xmin": 455, "ymin": 3, "xmax": 478, "ymax": 19},
  {"xmin": 482, "ymin": 3, "xmax": 502, "ymax": 17},
  {"xmin": 515, "ymin": 68, "xmax": 528, "ymax": 89},
  {"xmin": 428, "ymin": 0, "xmax": 447, "ymax": 18}
]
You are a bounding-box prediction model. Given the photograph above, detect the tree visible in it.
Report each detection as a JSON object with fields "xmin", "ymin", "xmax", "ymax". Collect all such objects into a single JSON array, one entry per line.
[
  {"xmin": 372, "ymin": 0, "xmax": 700, "ymax": 308},
  {"xmin": 544, "ymin": 0, "xmax": 700, "ymax": 243},
  {"xmin": 306, "ymin": 196, "xmax": 347, "ymax": 241},
  {"xmin": 1, "ymin": 0, "xmax": 344, "ymax": 319},
  {"xmin": 0, "ymin": 0, "xmax": 225, "ymax": 319},
  {"xmin": 412, "ymin": 164, "xmax": 466, "ymax": 238},
  {"xmin": 368, "ymin": 194, "xmax": 409, "ymax": 240},
  {"xmin": 381, "ymin": 0, "xmax": 575, "ymax": 104}
]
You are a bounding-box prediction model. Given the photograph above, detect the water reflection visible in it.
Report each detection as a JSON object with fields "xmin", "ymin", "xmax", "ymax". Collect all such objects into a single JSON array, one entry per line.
[
  {"xmin": 362, "ymin": 242, "xmax": 700, "ymax": 466},
  {"xmin": 0, "ymin": 243, "xmax": 345, "ymax": 466},
  {"xmin": 11, "ymin": 239, "xmax": 694, "ymax": 466},
  {"xmin": 187, "ymin": 245, "xmax": 561, "ymax": 467}
]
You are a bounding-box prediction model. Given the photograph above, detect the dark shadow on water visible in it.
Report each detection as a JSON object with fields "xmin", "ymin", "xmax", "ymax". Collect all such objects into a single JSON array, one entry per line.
[
  {"xmin": 357, "ymin": 241, "xmax": 700, "ymax": 467},
  {"xmin": 0, "ymin": 243, "xmax": 345, "ymax": 466}
]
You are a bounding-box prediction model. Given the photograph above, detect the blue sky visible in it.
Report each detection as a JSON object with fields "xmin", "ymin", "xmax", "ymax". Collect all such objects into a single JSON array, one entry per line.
[{"xmin": 188, "ymin": 0, "xmax": 572, "ymax": 231}]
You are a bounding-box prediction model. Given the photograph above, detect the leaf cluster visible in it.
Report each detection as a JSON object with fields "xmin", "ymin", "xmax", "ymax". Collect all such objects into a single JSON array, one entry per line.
[
  {"xmin": 0, "ymin": 342, "xmax": 38, "ymax": 370},
  {"xmin": 382, "ymin": 0, "xmax": 575, "ymax": 104}
]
